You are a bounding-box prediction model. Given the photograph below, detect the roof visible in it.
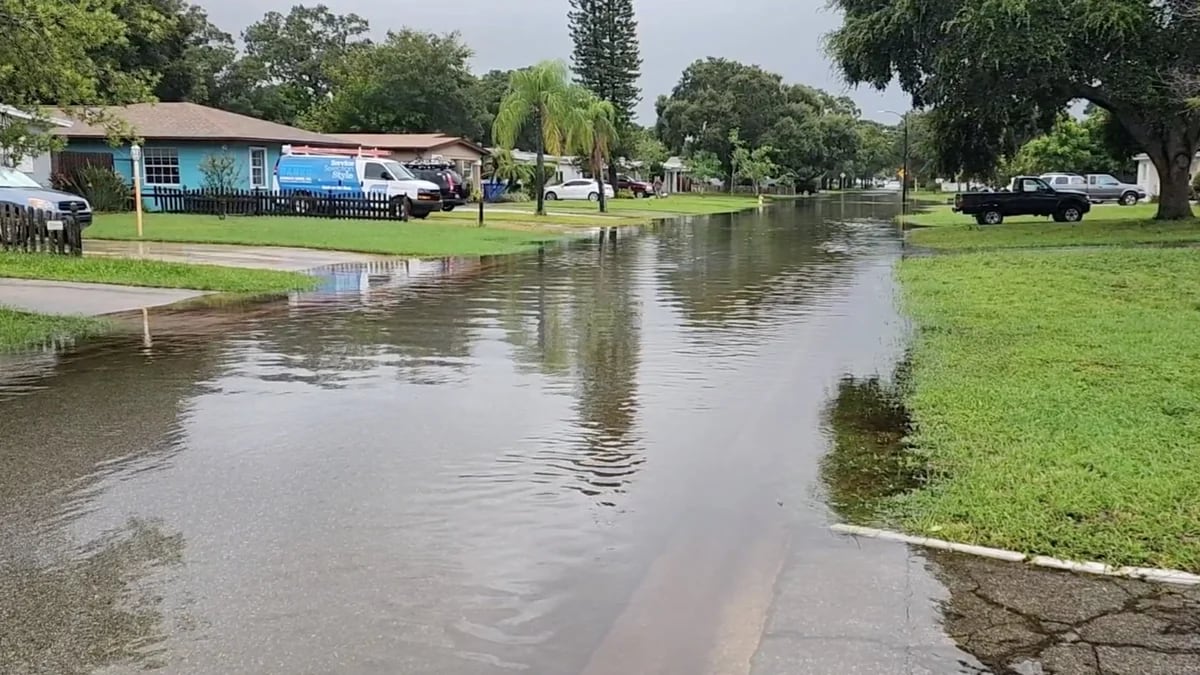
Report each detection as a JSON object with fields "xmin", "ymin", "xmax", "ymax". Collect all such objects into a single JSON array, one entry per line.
[
  {"xmin": 2, "ymin": 104, "xmax": 71, "ymax": 127},
  {"xmin": 50, "ymin": 102, "xmax": 346, "ymax": 145},
  {"xmin": 333, "ymin": 133, "xmax": 487, "ymax": 155}
]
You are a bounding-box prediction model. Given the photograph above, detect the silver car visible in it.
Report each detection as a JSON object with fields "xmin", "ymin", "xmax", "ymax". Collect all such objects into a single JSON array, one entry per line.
[{"xmin": 0, "ymin": 167, "xmax": 93, "ymax": 226}]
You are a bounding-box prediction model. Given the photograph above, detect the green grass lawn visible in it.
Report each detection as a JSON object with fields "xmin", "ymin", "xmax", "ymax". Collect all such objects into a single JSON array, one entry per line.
[
  {"xmin": 87, "ymin": 213, "xmax": 560, "ymax": 257},
  {"xmin": 897, "ymin": 248, "xmax": 1200, "ymax": 571},
  {"xmin": 0, "ymin": 308, "xmax": 109, "ymax": 351},
  {"xmin": 905, "ymin": 203, "xmax": 1200, "ymax": 250},
  {"xmin": 0, "ymin": 252, "xmax": 316, "ymax": 293}
]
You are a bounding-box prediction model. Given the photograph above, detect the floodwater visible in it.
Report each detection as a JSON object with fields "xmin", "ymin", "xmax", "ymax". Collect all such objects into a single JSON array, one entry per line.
[{"xmin": 2, "ymin": 196, "xmax": 1198, "ymax": 675}]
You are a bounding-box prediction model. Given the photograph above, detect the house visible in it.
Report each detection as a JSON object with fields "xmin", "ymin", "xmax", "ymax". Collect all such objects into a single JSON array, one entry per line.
[
  {"xmin": 0, "ymin": 104, "xmax": 73, "ymax": 183},
  {"xmin": 49, "ymin": 102, "xmax": 348, "ymax": 191},
  {"xmin": 1134, "ymin": 152, "xmax": 1200, "ymax": 197},
  {"xmin": 494, "ymin": 149, "xmax": 589, "ymax": 184},
  {"xmin": 332, "ymin": 133, "xmax": 487, "ymax": 190}
]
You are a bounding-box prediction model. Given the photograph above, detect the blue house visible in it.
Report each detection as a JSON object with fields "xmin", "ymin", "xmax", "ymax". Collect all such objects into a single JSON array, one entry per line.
[{"xmin": 50, "ymin": 102, "xmax": 347, "ymax": 197}]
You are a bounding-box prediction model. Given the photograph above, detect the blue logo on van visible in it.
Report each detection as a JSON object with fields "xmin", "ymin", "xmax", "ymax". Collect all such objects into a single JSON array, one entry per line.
[{"xmin": 276, "ymin": 156, "xmax": 361, "ymax": 193}]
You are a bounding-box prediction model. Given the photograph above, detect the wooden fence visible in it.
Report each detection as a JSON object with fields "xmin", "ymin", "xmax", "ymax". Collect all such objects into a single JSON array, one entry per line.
[
  {"xmin": 143, "ymin": 188, "xmax": 405, "ymax": 220},
  {"xmin": 0, "ymin": 202, "xmax": 84, "ymax": 256}
]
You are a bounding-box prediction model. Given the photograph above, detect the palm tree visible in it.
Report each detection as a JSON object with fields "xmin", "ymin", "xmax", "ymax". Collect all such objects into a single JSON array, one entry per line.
[
  {"xmin": 568, "ymin": 91, "xmax": 619, "ymax": 213},
  {"xmin": 492, "ymin": 60, "xmax": 577, "ymax": 216},
  {"xmin": 487, "ymin": 148, "xmax": 534, "ymax": 196}
]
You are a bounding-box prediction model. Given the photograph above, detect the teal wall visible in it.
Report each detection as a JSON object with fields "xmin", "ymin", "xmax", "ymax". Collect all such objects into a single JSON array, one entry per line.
[{"xmin": 66, "ymin": 140, "xmax": 280, "ymax": 191}]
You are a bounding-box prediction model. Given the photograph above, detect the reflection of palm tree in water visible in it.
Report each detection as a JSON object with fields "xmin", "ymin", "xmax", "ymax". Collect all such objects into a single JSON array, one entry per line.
[
  {"xmin": 569, "ymin": 239, "xmax": 644, "ymax": 499},
  {"xmin": 0, "ymin": 518, "xmax": 185, "ymax": 674}
]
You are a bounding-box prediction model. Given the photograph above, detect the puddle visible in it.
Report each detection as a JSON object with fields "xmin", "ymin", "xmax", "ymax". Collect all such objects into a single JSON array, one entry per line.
[{"xmin": 821, "ymin": 373, "xmax": 924, "ymax": 523}]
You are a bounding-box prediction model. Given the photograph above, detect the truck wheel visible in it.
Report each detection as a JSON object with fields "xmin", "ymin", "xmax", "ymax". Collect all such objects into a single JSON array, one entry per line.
[
  {"xmin": 291, "ymin": 191, "xmax": 313, "ymax": 214},
  {"xmin": 981, "ymin": 209, "xmax": 1003, "ymax": 225},
  {"xmin": 1057, "ymin": 206, "xmax": 1083, "ymax": 222},
  {"xmin": 390, "ymin": 196, "xmax": 411, "ymax": 221},
  {"xmin": 1119, "ymin": 191, "xmax": 1139, "ymax": 206}
]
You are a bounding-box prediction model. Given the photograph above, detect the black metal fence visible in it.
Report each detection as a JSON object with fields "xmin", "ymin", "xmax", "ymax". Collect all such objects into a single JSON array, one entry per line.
[
  {"xmin": 0, "ymin": 202, "xmax": 84, "ymax": 256},
  {"xmin": 142, "ymin": 188, "xmax": 405, "ymax": 220}
]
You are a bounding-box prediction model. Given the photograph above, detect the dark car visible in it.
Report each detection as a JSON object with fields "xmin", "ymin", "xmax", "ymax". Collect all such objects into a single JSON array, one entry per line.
[
  {"xmin": 405, "ymin": 161, "xmax": 469, "ymax": 211},
  {"xmin": 953, "ymin": 176, "xmax": 1091, "ymax": 225},
  {"xmin": 616, "ymin": 174, "xmax": 653, "ymax": 197}
]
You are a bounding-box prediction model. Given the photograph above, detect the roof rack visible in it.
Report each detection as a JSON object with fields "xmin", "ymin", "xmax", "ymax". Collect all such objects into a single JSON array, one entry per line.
[{"xmin": 281, "ymin": 144, "xmax": 391, "ymax": 158}]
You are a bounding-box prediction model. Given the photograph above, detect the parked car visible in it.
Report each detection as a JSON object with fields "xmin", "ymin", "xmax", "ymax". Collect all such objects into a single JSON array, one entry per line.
[
  {"xmin": 405, "ymin": 160, "xmax": 469, "ymax": 211},
  {"xmin": 0, "ymin": 167, "xmax": 93, "ymax": 227},
  {"xmin": 1040, "ymin": 172, "xmax": 1146, "ymax": 205},
  {"xmin": 273, "ymin": 146, "xmax": 442, "ymax": 219},
  {"xmin": 543, "ymin": 179, "xmax": 615, "ymax": 201},
  {"xmin": 615, "ymin": 174, "xmax": 653, "ymax": 197},
  {"xmin": 954, "ymin": 175, "xmax": 1091, "ymax": 224}
]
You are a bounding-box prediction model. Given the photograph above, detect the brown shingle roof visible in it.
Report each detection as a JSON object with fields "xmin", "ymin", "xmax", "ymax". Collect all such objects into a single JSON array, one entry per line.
[
  {"xmin": 50, "ymin": 102, "xmax": 347, "ymax": 145},
  {"xmin": 332, "ymin": 133, "xmax": 487, "ymax": 155}
]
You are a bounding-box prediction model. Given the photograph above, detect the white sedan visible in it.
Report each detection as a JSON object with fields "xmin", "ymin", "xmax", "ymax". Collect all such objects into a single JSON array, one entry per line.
[{"xmin": 543, "ymin": 179, "xmax": 615, "ymax": 201}]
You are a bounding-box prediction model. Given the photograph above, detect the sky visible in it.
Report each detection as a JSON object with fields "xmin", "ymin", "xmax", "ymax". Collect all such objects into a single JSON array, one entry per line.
[{"xmin": 199, "ymin": 0, "xmax": 909, "ymax": 124}]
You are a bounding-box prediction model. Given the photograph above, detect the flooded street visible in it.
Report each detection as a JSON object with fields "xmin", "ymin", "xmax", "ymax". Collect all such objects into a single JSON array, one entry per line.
[{"xmin": 3, "ymin": 196, "xmax": 1198, "ymax": 675}]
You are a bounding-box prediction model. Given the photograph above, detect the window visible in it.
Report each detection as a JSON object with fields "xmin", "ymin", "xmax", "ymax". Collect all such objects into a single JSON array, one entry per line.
[
  {"xmin": 1053, "ymin": 176, "xmax": 1067, "ymax": 185},
  {"xmin": 567, "ymin": 179, "xmax": 591, "ymax": 187},
  {"xmin": 1069, "ymin": 176, "xmax": 1085, "ymax": 186},
  {"xmin": 142, "ymin": 147, "xmax": 180, "ymax": 186},
  {"xmin": 363, "ymin": 162, "xmax": 389, "ymax": 180},
  {"xmin": 1098, "ymin": 175, "xmax": 1119, "ymax": 186},
  {"xmin": 249, "ymin": 147, "xmax": 267, "ymax": 188}
]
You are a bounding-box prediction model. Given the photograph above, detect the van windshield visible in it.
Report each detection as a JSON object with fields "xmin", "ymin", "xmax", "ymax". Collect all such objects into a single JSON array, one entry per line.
[{"xmin": 381, "ymin": 160, "xmax": 415, "ymax": 180}]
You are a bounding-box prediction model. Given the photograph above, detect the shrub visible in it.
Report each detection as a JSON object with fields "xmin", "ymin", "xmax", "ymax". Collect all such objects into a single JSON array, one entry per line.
[
  {"xmin": 54, "ymin": 165, "xmax": 130, "ymax": 212},
  {"xmin": 497, "ymin": 190, "xmax": 531, "ymax": 203},
  {"xmin": 1192, "ymin": 171, "xmax": 1200, "ymax": 199},
  {"xmin": 198, "ymin": 149, "xmax": 243, "ymax": 191},
  {"xmin": 615, "ymin": 189, "xmax": 635, "ymax": 199}
]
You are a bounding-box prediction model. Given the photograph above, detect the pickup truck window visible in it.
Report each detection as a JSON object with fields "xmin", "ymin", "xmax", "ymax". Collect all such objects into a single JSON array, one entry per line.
[
  {"xmin": 1017, "ymin": 177, "xmax": 1052, "ymax": 193},
  {"xmin": 1096, "ymin": 175, "xmax": 1119, "ymax": 186}
]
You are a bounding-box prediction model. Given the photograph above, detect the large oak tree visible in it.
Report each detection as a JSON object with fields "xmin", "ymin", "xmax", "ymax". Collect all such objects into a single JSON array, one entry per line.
[{"xmin": 828, "ymin": 0, "xmax": 1200, "ymax": 219}]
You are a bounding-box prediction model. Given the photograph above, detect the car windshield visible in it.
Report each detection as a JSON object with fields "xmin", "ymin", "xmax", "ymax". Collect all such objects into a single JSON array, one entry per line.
[
  {"xmin": 381, "ymin": 160, "xmax": 415, "ymax": 180},
  {"xmin": 0, "ymin": 167, "xmax": 44, "ymax": 188}
]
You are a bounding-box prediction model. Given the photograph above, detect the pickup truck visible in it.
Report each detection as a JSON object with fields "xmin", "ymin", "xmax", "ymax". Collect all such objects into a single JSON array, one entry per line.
[
  {"xmin": 952, "ymin": 176, "xmax": 1091, "ymax": 225},
  {"xmin": 1040, "ymin": 173, "xmax": 1146, "ymax": 205}
]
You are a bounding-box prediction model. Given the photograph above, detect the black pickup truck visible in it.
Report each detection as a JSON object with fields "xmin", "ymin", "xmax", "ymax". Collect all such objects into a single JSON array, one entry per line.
[{"xmin": 953, "ymin": 176, "xmax": 1091, "ymax": 225}]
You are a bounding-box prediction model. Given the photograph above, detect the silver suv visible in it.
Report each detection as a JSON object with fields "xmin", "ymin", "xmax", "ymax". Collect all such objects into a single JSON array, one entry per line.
[{"xmin": 0, "ymin": 167, "xmax": 93, "ymax": 226}]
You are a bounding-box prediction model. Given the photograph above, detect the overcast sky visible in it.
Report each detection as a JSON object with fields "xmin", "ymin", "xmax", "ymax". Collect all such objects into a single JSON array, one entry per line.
[{"xmin": 199, "ymin": 0, "xmax": 908, "ymax": 124}]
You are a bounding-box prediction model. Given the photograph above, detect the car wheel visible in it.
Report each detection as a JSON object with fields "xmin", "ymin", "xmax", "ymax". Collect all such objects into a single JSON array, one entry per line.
[
  {"xmin": 588, "ymin": 192, "xmax": 599, "ymax": 202},
  {"xmin": 443, "ymin": 205, "xmax": 456, "ymax": 212},
  {"xmin": 981, "ymin": 209, "xmax": 1003, "ymax": 225},
  {"xmin": 390, "ymin": 196, "xmax": 411, "ymax": 221},
  {"xmin": 1059, "ymin": 206, "xmax": 1083, "ymax": 222},
  {"xmin": 1120, "ymin": 191, "xmax": 1139, "ymax": 206},
  {"xmin": 413, "ymin": 211, "xmax": 429, "ymax": 220},
  {"xmin": 291, "ymin": 191, "xmax": 313, "ymax": 214},
  {"xmin": 545, "ymin": 192, "xmax": 558, "ymax": 201}
]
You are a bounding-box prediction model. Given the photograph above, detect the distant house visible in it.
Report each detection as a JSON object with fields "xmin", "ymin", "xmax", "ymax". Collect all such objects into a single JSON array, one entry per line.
[
  {"xmin": 0, "ymin": 104, "xmax": 72, "ymax": 182},
  {"xmin": 1133, "ymin": 153, "xmax": 1200, "ymax": 197},
  {"xmin": 495, "ymin": 149, "xmax": 588, "ymax": 184},
  {"xmin": 49, "ymin": 102, "xmax": 348, "ymax": 191},
  {"xmin": 332, "ymin": 133, "xmax": 488, "ymax": 188}
]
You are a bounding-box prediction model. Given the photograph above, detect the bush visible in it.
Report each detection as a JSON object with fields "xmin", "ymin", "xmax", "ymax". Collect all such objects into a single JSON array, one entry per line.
[
  {"xmin": 497, "ymin": 190, "xmax": 531, "ymax": 203},
  {"xmin": 53, "ymin": 165, "xmax": 131, "ymax": 212},
  {"xmin": 615, "ymin": 189, "xmax": 635, "ymax": 199},
  {"xmin": 1191, "ymin": 172, "xmax": 1200, "ymax": 199}
]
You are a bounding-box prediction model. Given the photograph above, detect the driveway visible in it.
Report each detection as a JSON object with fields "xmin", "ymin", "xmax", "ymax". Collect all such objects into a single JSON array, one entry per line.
[{"xmin": 0, "ymin": 278, "xmax": 206, "ymax": 316}]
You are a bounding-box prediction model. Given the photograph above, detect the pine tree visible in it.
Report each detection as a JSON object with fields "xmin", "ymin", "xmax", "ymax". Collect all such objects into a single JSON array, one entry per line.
[{"xmin": 568, "ymin": 0, "xmax": 642, "ymax": 184}]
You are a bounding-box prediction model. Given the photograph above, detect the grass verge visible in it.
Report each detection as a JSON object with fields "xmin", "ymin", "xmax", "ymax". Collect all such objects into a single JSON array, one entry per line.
[
  {"xmin": 87, "ymin": 213, "xmax": 559, "ymax": 257},
  {"xmin": 0, "ymin": 308, "xmax": 109, "ymax": 351},
  {"xmin": 897, "ymin": 248, "xmax": 1200, "ymax": 571},
  {"xmin": 0, "ymin": 252, "xmax": 316, "ymax": 293},
  {"xmin": 905, "ymin": 204, "xmax": 1200, "ymax": 250}
]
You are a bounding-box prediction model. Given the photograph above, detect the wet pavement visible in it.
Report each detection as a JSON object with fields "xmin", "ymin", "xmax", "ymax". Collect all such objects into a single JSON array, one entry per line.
[
  {"xmin": 0, "ymin": 278, "xmax": 206, "ymax": 316},
  {"xmin": 86, "ymin": 240, "xmax": 388, "ymax": 271},
  {"xmin": 2, "ymin": 196, "xmax": 1197, "ymax": 674}
]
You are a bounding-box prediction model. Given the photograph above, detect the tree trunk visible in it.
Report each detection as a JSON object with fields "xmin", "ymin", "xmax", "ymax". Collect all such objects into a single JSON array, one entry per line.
[
  {"xmin": 1149, "ymin": 149, "xmax": 1195, "ymax": 220},
  {"xmin": 535, "ymin": 111, "xmax": 546, "ymax": 217},
  {"xmin": 594, "ymin": 146, "xmax": 608, "ymax": 213}
]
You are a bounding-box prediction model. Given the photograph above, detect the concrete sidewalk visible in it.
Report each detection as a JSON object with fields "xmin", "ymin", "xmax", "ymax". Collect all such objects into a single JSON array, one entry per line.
[
  {"xmin": 85, "ymin": 240, "xmax": 387, "ymax": 272},
  {"xmin": 0, "ymin": 278, "xmax": 206, "ymax": 316}
]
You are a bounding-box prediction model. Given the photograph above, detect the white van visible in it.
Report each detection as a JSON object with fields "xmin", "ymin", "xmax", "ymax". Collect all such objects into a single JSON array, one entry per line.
[{"xmin": 274, "ymin": 145, "xmax": 443, "ymax": 218}]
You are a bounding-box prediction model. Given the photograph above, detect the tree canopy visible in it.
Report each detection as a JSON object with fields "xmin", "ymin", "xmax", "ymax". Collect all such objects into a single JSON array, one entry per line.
[{"xmin": 828, "ymin": 0, "xmax": 1200, "ymax": 218}]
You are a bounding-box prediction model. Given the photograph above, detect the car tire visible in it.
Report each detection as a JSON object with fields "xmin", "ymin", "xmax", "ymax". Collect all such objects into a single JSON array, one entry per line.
[
  {"xmin": 443, "ymin": 205, "xmax": 456, "ymax": 212},
  {"xmin": 588, "ymin": 192, "xmax": 599, "ymax": 202},
  {"xmin": 390, "ymin": 196, "xmax": 411, "ymax": 221},
  {"xmin": 413, "ymin": 211, "xmax": 429, "ymax": 220},
  {"xmin": 1057, "ymin": 205, "xmax": 1083, "ymax": 222},
  {"xmin": 981, "ymin": 209, "xmax": 1003, "ymax": 225},
  {"xmin": 1119, "ymin": 191, "xmax": 1139, "ymax": 206},
  {"xmin": 291, "ymin": 191, "xmax": 313, "ymax": 214},
  {"xmin": 545, "ymin": 192, "xmax": 558, "ymax": 201}
]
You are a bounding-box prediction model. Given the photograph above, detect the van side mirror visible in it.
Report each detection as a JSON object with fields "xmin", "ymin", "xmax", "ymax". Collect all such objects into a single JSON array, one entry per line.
[{"xmin": 380, "ymin": 171, "xmax": 393, "ymax": 181}]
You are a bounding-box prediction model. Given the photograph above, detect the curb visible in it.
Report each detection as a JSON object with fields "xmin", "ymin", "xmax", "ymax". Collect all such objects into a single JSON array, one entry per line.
[{"xmin": 830, "ymin": 523, "xmax": 1200, "ymax": 586}]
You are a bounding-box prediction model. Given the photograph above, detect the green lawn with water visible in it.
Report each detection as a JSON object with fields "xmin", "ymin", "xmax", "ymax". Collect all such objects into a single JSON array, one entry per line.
[
  {"xmin": 897, "ymin": 247, "xmax": 1200, "ymax": 571},
  {"xmin": 0, "ymin": 308, "xmax": 109, "ymax": 351},
  {"xmin": 0, "ymin": 253, "xmax": 316, "ymax": 294}
]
